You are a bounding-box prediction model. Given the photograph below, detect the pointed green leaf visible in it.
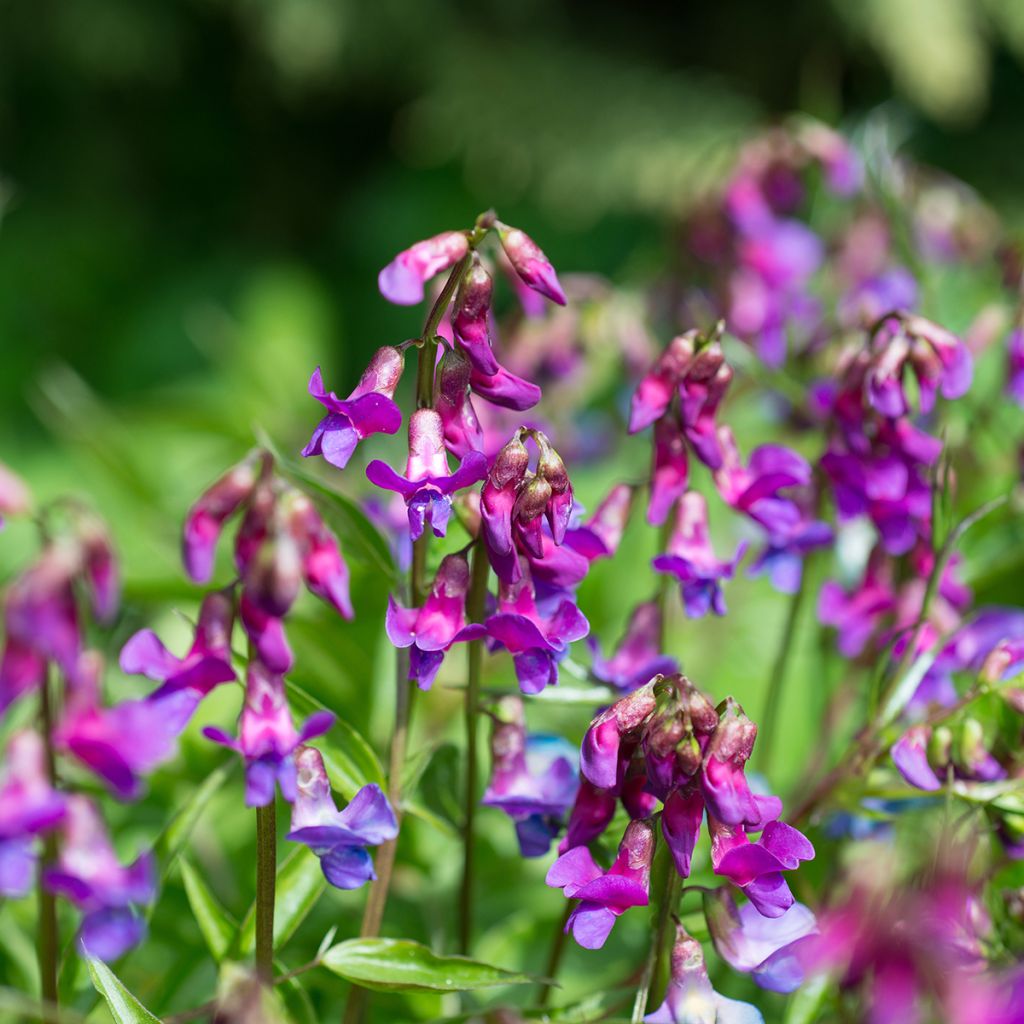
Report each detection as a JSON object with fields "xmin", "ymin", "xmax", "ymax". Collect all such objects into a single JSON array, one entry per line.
[
  {"xmin": 86, "ymin": 957, "xmax": 162, "ymax": 1024},
  {"xmin": 237, "ymin": 847, "xmax": 326, "ymax": 956},
  {"xmin": 154, "ymin": 762, "xmax": 232, "ymax": 875},
  {"xmin": 285, "ymin": 681, "xmax": 386, "ymax": 799},
  {"xmin": 321, "ymin": 938, "xmax": 536, "ymax": 992},
  {"xmin": 180, "ymin": 858, "xmax": 236, "ymax": 962}
]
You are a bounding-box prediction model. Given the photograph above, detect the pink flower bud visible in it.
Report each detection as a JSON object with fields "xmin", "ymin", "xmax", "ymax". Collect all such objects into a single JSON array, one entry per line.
[
  {"xmin": 496, "ymin": 222, "xmax": 565, "ymax": 306},
  {"xmin": 378, "ymin": 231, "xmax": 469, "ymax": 306},
  {"xmin": 452, "ymin": 257, "xmax": 499, "ymax": 374}
]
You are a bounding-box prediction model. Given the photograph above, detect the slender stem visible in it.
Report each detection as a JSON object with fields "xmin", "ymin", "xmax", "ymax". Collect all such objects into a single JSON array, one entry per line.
[
  {"xmin": 457, "ymin": 541, "xmax": 491, "ymax": 955},
  {"xmin": 757, "ymin": 571, "xmax": 808, "ymax": 775},
  {"xmin": 255, "ymin": 800, "xmax": 276, "ymax": 984},
  {"xmin": 37, "ymin": 671, "xmax": 59, "ymax": 1020},
  {"xmin": 631, "ymin": 869, "xmax": 680, "ymax": 1023},
  {"xmin": 415, "ymin": 254, "xmax": 472, "ymax": 411},
  {"xmin": 537, "ymin": 902, "xmax": 573, "ymax": 1007}
]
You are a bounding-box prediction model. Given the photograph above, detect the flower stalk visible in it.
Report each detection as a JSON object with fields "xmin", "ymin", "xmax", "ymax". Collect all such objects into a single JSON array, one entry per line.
[
  {"xmin": 37, "ymin": 672, "xmax": 59, "ymax": 1019},
  {"xmin": 254, "ymin": 800, "xmax": 276, "ymax": 984}
]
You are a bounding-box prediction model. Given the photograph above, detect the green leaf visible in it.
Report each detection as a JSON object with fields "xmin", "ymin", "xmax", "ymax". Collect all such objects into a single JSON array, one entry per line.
[
  {"xmin": 285, "ymin": 680, "xmax": 386, "ymax": 800},
  {"xmin": 153, "ymin": 762, "xmax": 233, "ymax": 875},
  {"xmin": 180, "ymin": 858, "xmax": 236, "ymax": 962},
  {"xmin": 86, "ymin": 957, "xmax": 162, "ymax": 1024},
  {"xmin": 237, "ymin": 847, "xmax": 326, "ymax": 956},
  {"xmin": 321, "ymin": 938, "xmax": 536, "ymax": 993},
  {"xmin": 783, "ymin": 972, "xmax": 830, "ymax": 1024}
]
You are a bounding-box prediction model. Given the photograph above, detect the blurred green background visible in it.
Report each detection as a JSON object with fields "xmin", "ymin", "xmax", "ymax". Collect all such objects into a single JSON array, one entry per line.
[{"xmin": 3, "ymin": 2, "xmax": 1024, "ymax": 1019}]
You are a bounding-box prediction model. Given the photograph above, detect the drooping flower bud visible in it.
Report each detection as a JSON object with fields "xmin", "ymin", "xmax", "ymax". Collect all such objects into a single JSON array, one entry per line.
[
  {"xmin": 700, "ymin": 697, "xmax": 761, "ymax": 827},
  {"xmin": 183, "ymin": 452, "xmax": 263, "ymax": 584},
  {"xmin": 566, "ymin": 483, "xmax": 634, "ymax": 561},
  {"xmin": 436, "ymin": 346, "xmax": 484, "ymax": 458},
  {"xmin": 76, "ymin": 511, "xmax": 120, "ymax": 623},
  {"xmin": 378, "ymin": 230, "xmax": 469, "ymax": 306},
  {"xmin": 469, "ymin": 363, "xmax": 543, "ymax": 411},
  {"xmin": 281, "ymin": 491, "xmax": 353, "ymax": 620},
  {"xmin": 629, "ymin": 332, "xmax": 697, "ymax": 434},
  {"xmin": 452, "ymin": 256, "xmax": 499, "ymax": 375},
  {"xmin": 481, "ymin": 431, "xmax": 531, "ymax": 581},
  {"xmin": 534, "ymin": 432, "xmax": 573, "ymax": 544},
  {"xmin": 496, "ymin": 222, "xmax": 566, "ymax": 306},
  {"xmin": 511, "ymin": 477, "xmax": 552, "ymax": 560}
]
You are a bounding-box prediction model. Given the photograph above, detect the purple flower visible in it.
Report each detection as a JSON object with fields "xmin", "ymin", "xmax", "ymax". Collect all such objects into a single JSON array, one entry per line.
[
  {"xmin": 1007, "ymin": 328, "xmax": 1024, "ymax": 406},
  {"xmin": 366, "ymin": 409, "xmax": 487, "ymax": 542},
  {"xmin": 652, "ymin": 492, "xmax": 746, "ymax": 618},
  {"xmin": 385, "ymin": 553, "xmax": 486, "ymax": 690},
  {"xmin": 891, "ymin": 721, "xmax": 1005, "ymax": 791},
  {"xmin": 496, "ymin": 221, "xmax": 566, "ymax": 305},
  {"xmin": 203, "ymin": 660, "xmax": 334, "ymax": 806},
  {"xmin": 818, "ymin": 555, "xmax": 897, "ymax": 657},
  {"xmin": 378, "ymin": 230, "xmax": 469, "ymax": 305},
  {"xmin": 661, "ymin": 784, "xmax": 706, "ymax": 879},
  {"xmin": 301, "ymin": 349, "xmax": 405, "ymax": 471},
  {"xmin": 469, "ymin": 364, "xmax": 543, "ymax": 412},
  {"xmin": 644, "ymin": 924, "xmax": 765, "ymax": 1023},
  {"xmin": 77, "ymin": 512, "xmax": 120, "ymax": 623},
  {"xmin": 452, "ymin": 257, "xmax": 499, "ymax": 375},
  {"xmin": 286, "ymin": 747, "xmax": 397, "ymax": 889},
  {"xmin": 559, "ymin": 778, "xmax": 618, "ymax": 853},
  {"xmin": 44, "ymin": 796, "xmax": 155, "ymax": 960},
  {"xmin": 283, "ymin": 492, "xmax": 354, "ymax": 620},
  {"xmin": 699, "ymin": 698, "xmax": 762, "ymax": 827},
  {"xmin": 546, "ymin": 818, "xmax": 653, "ymax": 949},
  {"xmin": 564, "ymin": 484, "xmax": 634, "ymax": 562},
  {"xmin": 436, "ymin": 347, "xmax": 484, "ymax": 459},
  {"xmin": 839, "ymin": 267, "xmax": 918, "ymax": 329},
  {"xmin": 120, "ymin": 589, "xmax": 236, "ymax": 699},
  {"xmin": 0, "ymin": 731, "xmax": 66, "ymax": 897},
  {"xmin": 749, "ymin": 518, "xmax": 833, "ymax": 595},
  {"xmin": 709, "ymin": 816, "xmax": 814, "ymax": 918},
  {"xmin": 182, "ymin": 452, "xmax": 263, "ymax": 584},
  {"xmin": 481, "ymin": 696, "xmax": 579, "ymax": 856},
  {"xmin": 630, "ymin": 333, "xmax": 698, "ymax": 434},
  {"xmin": 579, "ymin": 685, "xmax": 659, "ymax": 790},
  {"xmin": 55, "ymin": 652, "xmax": 201, "ymax": 801},
  {"xmin": 590, "ymin": 601, "xmax": 678, "ymax": 693},
  {"xmin": 648, "ymin": 417, "xmax": 689, "ymax": 527},
  {"xmin": 0, "ymin": 461, "xmax": 31, "ymax": 530},
  {"xmin": 482, "ymin": 570, "xmax": 589, "ymax": 694},
  {"xmin": 705, "ymin": 889, "xmax": 818, "ymax": 993}
]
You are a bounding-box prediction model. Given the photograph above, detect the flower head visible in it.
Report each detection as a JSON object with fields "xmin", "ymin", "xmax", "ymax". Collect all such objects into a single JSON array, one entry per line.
[
  {"xmin": 301, "ymin": 348, "xmax": 405, "ymax": 470},
  {"xmin": 378, "ymin": 230, "xmax": 469, "ymax": 305},
  {"xmin": 286, "ymin": 747, "xmax": 398, "ymax": 889}
]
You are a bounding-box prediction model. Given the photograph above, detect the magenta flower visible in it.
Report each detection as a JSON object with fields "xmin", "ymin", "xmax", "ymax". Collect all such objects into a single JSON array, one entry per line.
[
  {"xmin": 496, "ymin": 221, "xmax": 566, "ymax": 306},
  {"xmin": 283, "ymin": 491, "xmax": 354, "ymax": 620},
  {"xmin": 1007, "ymin": 328, "xmax": 1024, "ymax": 405},
  {"xmin": 378, "ymin": 230, "xmax": 469, "ymax": 305},
  {"xmin": 546, "ymin": 818, "xmax": 653, "ymax": 949},
  {"xmin": 286, "ymin": 747, "xmax": 397, "ymax": 889},
  {"xmin": 44, "ymin": 796, "xmax": 154, "ymax": 960},
  {"xmin": 55, "ymin": 652, "xmax": 201, "ymax": 801},
  {"xmin": 204, "ymin": 660, "xmax": 334, "ymax": 806},
  {"xmin": 700, "ymin": 698, "xmax": 763, "ymax": 827},
  {"xmin": 891, "ymin": 721, "xmax": 1004, "ymax": 792},
  {"xmin": 482, "ymin": 570, "xmax": 589, "ymax": 694},
  {"xmin": 301, "ymin": 348, "xmax": 405, "ymax": 470},
  {"xmin": 385, "ymin": 553, "xmax": 486, "ymax": 690},
  {"xmin": 77, "ymin": 512, "xmax": 120, "ymax": 624},
  {"xmin": 629, "ymin": 333, "xmax": 698, "ymax": 434},
  {"xmin": 648, "ymin": 417, "xmax": 690, "ymax": 527},
  {"xmin": 559, "ymin": 778, "xmax": 618, "ymax": 853},
  {"xmin": 705, "ymin": 890, "xmax": 818, "ymax": 994},
  {"xmin": 120, "ymin": 589, "xmax": 236, "ymax": 699},
  {"xmin": 579, "ymin": 685, "xmax": 659, "ymax": 790},
  {"xmin": 481, "ymin": 696, "xmax": 578, "ymax": 856},
  {"xmin": 469, "ymin": 363, "xmax": 543, "ymax": 412},
  {"xmin": 452, "ymin": 257, "xmax": 499, "ymax": 375},
  {"xmin": 0, "ymin": 461, "xmax": 31, "ymax": 530},
  {"xmin": 564, "ymin": 484, "xmax": 634, "ymax": 562},
  {"xmin": 436, "ymin": 347, "xmax": 484, "ymax": 459},
  {"xmin": 366, "ymin": 409, "xmax": 487, "ymax": 541},
  {"xmin": 590, "ymin": 601, "xmax": 678, "ymax": 693},
  {"xmin": 0, "ymin": 731, "xmax": 66, "ymax": 898},
  {"xmin": 652, "ymin": 492, "xmax": 746, "ymax": 618},
  {"xmin": 818, "ymin": 554, "xmax": 897, "ymax": 657},
  {"xmin": 182, "ymin": 452, "xmax": 263, "ymax": 584},
  {"xmin": 709, "ymin": 816, "xmax": 814, "ymax": 918},
  {"xmin": 645, "ymin": 924, "xmax": 766, "ymax": 1023}
]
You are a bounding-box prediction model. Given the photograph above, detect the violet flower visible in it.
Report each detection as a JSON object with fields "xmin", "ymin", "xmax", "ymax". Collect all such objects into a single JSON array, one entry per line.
[
  {"xmin": 648, "ymin": 417, "xmax": 689, "ymax": 527},
  {"xmin": 590, "ymin": 601, "xmax": 678, "ymax": 693},
  {"xmin": 44, "ymin": 796, "xmax": 154, "ymax": 960},
  {"xmin": 203, "ymin": 660, "xmax": 334, "ymax": 806},
  {"xmin": 481, "ymin": 696, "xmax": 578, "ymax": 856},
  {"xmin": 366, "ymin": 409, "xmax": 487, "ymax": 541},
  {"xmin": 818, "ymin": 554, "xmax": 897, "ymax": 657},
  {"xmin": 496, "ymin": 221, "xmax": 566, "ymax": 306},
  {"xmin": 699, "ymin": 698, "xmax": 763, "ymax": 827},
  {"xmin": 436, "ymin": 347, "xmax": 484, "ymax": 459},
  {"xmin": 559, "ymin": 778, "xmax": 618, "ymax": 853},
  {"xmin": 56, "ymin": 652, "xmax": 201, "ymax": 801},
  {"xmin": 644, "ymin": 923, "xmax": 765, "ymax": 1024},
  {"xmin": 482, "ymin": 569, "xmax": 589, "ymax": 694},
  {"xmin": 286, "ymin": 747, "xmax": 397, "ymax": 889},
  {"xmin": 564, "ymin": 483, "xmax": 634, "ymax": 562},
  {"xmin": 385, "ymin": 553, "xmax": 486, "ymax": 691},
  {"xmin": 705, "ymin": 888, "xmax": 818, "ymax": 993},
  {"xmin": 378, "ymin": 230, "xmax": 469, "ymax": 305},
  {"xmin": 652, "ymin": 492, "xmax": 746, "ymax": 618},
  {"xmin": 120, "ymin": 589, "xmax": 236, "ymax": 699},
  {"xmin": 748, "ymin": 518, "xmax": 833, "ymax": 595},
  {"xmin": 452, "ymin": 256, "xmax": 499, "ymax": 375},
  {"xmin": 0, "ymin": 731, "xmax": 66, "ymax": 898},
  {"xmin": 891, "ymin": 721, "xmax": 1005, "ymax": 792},
  {"xmin": 546, "ymin": 818, "xmax": 653, "ymax": 949},
  {"xmin": 469, "ymin": 363, "xmax": 543, "ymax": 412},
  {"xmin": 301, "ymin": 349, "xmax": 405, "ymax": 471},
  {"xmin": 629, "ymin": 332, "xmax": 698, "ymax": 435}
]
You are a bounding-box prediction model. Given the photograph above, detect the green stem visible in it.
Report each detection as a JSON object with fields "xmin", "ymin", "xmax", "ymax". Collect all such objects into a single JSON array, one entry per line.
[
  {"xmin": 631, "ymin": 868, "xmax": 680, "ymax": 1023},
  {"xmin": 255, "ymin": 800, "xmax": 276, "ymax": 984},
  {"xmin": 37, "ymin": 673, "xmax": 59, "ymax": 1019},
  {"xmin": 457, "ymin": 541, "xmax": 490, "ymax": 955},
  {"xmin": 537, "ymin": 902, "xmax": 573, "ymax": 1007}
]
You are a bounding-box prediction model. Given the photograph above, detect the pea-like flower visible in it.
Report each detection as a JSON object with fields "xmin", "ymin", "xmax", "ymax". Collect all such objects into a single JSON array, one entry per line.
[
  {"xmin": 0, "ymin": 731, "xmax": 66, "ymax": 898},
  {"xmin": 44, "ymin": 796, "xmax": 154, "ymax": 960},
  {"xmin": 286, "ymin": 747, "xmax": 398, "ymax": 889},
  {"xmin": 367, "ymin": 409, "xmax": 487, "ymax": 541},
  {"xmin": 378, "ymin": 230, "xmax": 469, "ymax": 305},
  {"xmin": 496, "ymin": 221, "xmax": 566, "ymax": 306},
  {"xmin": 385, "ymin": 553, "xmax": 486, "ymax": 690},
  {"xmin": 203, "ymin": 659, "xmax": 334, "ymax": 806},
  {"xmin": 652, "ymin": 492, "xmax": 746, "ymax": 618},
  {"xmin": 546, "ymin": 818, "xmax": 653, "ymax": 949},
  {"xmin": 435, "ymin": 346, "xmax": 484, "ymax": 459},
  {"xmin": 589, "ymin": 601, "xmax": 678, "ymax": 693},
  {"xmin": 301, "ymin": 348, "xmax": 405, "ymax": 470},
  {"xmin": 890, "ymin": 720, "xmax": 1005, "ymax": 792}
]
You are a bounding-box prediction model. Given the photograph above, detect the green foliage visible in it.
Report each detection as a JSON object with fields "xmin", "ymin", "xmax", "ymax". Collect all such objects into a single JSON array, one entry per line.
[{"xmin": 86, "ymin": 958, "xmax": 162, "ymax": 1024}]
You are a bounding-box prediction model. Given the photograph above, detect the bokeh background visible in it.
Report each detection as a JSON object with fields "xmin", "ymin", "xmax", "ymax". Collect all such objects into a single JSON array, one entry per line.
[{"xmin": 3, "ymin": 2, "xmax": 1024, "ymax": 1019}]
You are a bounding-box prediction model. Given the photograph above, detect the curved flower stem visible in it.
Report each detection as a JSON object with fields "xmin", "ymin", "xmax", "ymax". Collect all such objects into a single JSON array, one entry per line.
[
  {"xmin": 37, "ymin": 671, "xmax": 59, "ymax": 1020},
  {"xmin": 631, "ymin": 866, "xmax": 680, "ymax": 1023},
  {"xmin": 254, "ymin": 801, "xmax": 276, "ymax": 984},
  {"xmin": 457, "ymin": 540, "xmax": 490, "ymax": 954}
]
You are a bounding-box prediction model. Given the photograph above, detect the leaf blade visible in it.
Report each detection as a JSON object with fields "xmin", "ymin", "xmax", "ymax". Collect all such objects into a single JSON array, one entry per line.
[{"xmin": 86, "ymin": 957, "xmax": 162, "ymax": 1024}]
